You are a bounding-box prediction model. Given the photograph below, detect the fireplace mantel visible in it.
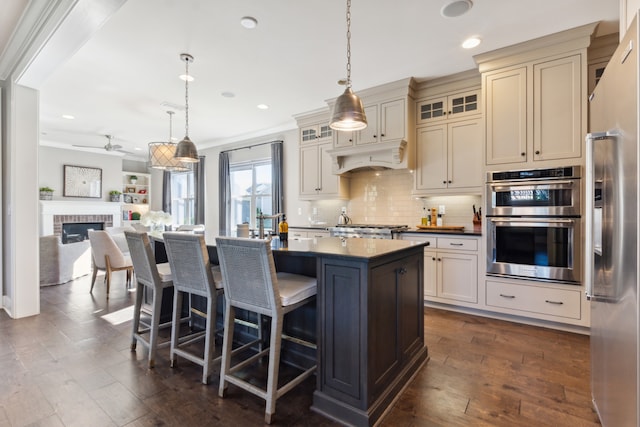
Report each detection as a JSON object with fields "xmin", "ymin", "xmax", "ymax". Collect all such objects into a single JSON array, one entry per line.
[{"xmin": 40, "ymin": 200, "xmax": 122, "ymax": 236}]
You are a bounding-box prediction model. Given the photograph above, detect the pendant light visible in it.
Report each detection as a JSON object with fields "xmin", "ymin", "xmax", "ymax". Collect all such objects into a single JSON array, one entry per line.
[
  {"xmin": 174, "ymin": 53, "xmax": 199, "ymax": 162},
  {"xmin": 330, "ymin": 0, "xmax": 367, "ymax": 131},
  {"xmin": 149, "ymin": 111, "xmax": 189, "ymax": 171}
]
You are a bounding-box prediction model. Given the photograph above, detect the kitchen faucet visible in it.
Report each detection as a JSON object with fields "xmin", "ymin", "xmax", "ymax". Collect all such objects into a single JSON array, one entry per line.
[{"xmin": 256, "ymin": 212, "xmax": 283, "ymax": 239}]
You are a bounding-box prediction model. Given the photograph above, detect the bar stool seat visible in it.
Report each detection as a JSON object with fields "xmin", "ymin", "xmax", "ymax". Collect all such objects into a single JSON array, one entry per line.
[{"xmin": 215, "ymin": 237, "xmax": 317, "ymax": 425}]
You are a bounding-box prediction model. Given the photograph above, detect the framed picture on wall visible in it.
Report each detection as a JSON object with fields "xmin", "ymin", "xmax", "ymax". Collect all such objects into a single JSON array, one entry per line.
[
  {"xmin": 63, "ymin": 165, "xmax": 102, "ymax": 198},
  {"xmin": 126, "ymin": 187, "xmax": 136, "ymax": 193}
]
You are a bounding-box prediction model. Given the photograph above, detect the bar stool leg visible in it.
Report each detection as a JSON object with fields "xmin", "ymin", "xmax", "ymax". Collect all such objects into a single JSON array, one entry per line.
[
  {"xmin": 201, "ymin": 294, "xmax": 216, "ymax": 384},
  {"xmin": 218, "ymin": 301, "xmax": 235, "ymax": 397},
  {"xmin": 148, "ymin": 286, "xmax": 163, "ymax": 369},
  {"xmin": 265, "ymin": 313, "xmax": 284, "ymax": 425},
  {"xmin": 170, "ymin": 289, "xmax": 184, "ymax": 368},
  {"xmin": 131, "ymin": 282, "xmax": 144, "ymax": 350}
]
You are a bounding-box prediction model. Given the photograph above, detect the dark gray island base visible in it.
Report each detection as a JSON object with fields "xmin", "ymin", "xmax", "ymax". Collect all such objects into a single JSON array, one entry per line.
[
  {"xmin": 296, "ymin": 238, "xmax": 427, "ymax": 426},
  {"xmin": 154, "ymin": 235, "xmax": 428, "ymax": 426}
]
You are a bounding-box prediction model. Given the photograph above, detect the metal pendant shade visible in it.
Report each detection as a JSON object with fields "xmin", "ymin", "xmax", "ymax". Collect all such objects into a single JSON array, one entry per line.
[
  {"xmin": 174, "ymin": 136, "xmax": 199, "ymax": 162},
  {"xmin": 174, "ymin": 53, "xmax": 199, "ymax": 163},
  {"xmin": 330, "ymin": 87, "xmax": 367, "ymax": 131},
  {"xmin": 330, "ymin": 0, "xmax": 367, "ymax": 131}
]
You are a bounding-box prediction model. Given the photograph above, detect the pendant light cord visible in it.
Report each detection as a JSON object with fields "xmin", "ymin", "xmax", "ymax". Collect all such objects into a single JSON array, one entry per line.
[
  {"xmin": 346, "ymin": 0, "xmax": 352, "ymax": 88},
  {"xmin": 184, "ymin": 58, "xmax": 190, "ymax": 137},
  {"xmin": 167, "ymin": 110, "xmax": 174, "ymax": 142}
]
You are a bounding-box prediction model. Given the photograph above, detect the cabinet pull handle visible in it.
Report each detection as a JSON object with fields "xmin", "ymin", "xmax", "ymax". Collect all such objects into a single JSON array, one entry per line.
[
  {"xmin": 349, "ymin": 138, "xmax": 353, "ymax": 142},
  {"xmin": 448, "ymin": 180, "xmax": 452, "ymax": 184},
  {"xmin": 499, "ymin": 294, "xmax": 516, "ymax": 299},
  {"xmin": 398, "ymin": 267, "xmax": 407, "ymax": 275},
  {"xmin": 437, "ymin": 258, "xmax": 442, "ymax": 262},
  {"xmin": 449, "ymin": 243, "xmax": 464, "ymax": 246},
  {"xmin": 373, "ymin": 134, "xmax": 377, "ymax": 138},
  {"xmin": 431, "ymin": 257, "xmax": 436, "ymax": 261},
  {"xmin": 521, "ymin": 152, "xmax": 526, "ymax": 156},
  {"xmin": 442, "ymin": 180, "xmax": 447, "ymax": 184},
  {"xmin": 381, "ymin": 133, "xmax": 385, "ymax": 137},
  {"xmin": 545, "ymin": 300, "xmax": 564, "ymax": 305},
  {"xmin": 535, "ymin": 150, "xmax": 541, "ymax": 155}
]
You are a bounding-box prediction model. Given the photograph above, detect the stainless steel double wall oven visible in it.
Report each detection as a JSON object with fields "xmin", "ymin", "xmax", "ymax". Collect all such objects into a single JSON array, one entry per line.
[{"xmin": 486, "ymin": 166, "xmax": 582, "ymax": 284}]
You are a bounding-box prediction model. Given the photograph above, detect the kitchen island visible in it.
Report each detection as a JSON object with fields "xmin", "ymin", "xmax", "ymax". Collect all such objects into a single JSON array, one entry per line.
[{"xmin": 153, "ymin": 235, "xmax": 428, "ymax": 426}]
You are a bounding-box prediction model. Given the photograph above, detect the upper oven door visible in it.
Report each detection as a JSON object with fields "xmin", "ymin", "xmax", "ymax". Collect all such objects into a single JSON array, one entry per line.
[{"xmin": 487, "ymin": 178, "xmax": 581, "ymax": 216}]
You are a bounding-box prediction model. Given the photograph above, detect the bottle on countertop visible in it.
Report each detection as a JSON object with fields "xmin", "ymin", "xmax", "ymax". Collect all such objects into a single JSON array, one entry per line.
[
  {"xmin": 279, "ymin": 214, "xmax": 288, "ymax": 242},
  {"xmin": 431, "ymin": 208, "xmax": 437, "ymax": 226},
  {"xmin": 436, "ymin": 213, "xmax": 443, "ymax": 227},
  {"xmin": 421, "ymin": 207, "xmax": 428, "ymax": 226}
]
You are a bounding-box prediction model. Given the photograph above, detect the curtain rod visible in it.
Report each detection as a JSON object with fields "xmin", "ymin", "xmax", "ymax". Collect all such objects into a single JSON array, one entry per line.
[{"xmin": 220, "ymin": 139, "xmax": 283, "ymax": 154}]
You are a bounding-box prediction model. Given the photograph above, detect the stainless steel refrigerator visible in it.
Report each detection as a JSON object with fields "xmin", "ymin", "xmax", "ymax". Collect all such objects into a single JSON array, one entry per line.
[{"xmin": 586, "ymin": 15, "xmax": 639, "ymax": 427}]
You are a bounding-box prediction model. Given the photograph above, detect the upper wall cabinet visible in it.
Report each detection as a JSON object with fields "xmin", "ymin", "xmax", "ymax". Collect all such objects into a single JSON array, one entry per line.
[
  {"xmin": 417, "ymin": 88, "xmax": 480, "ymax": 125},
  {"xmin": 294, "ymin": 109, "xmax": 350, "ymax": 200},
  {"xmin": 326, "ymin": 78, "xmax": 416, "ymax": 174},
  {"xmin": 475, "ymin": 22, "xmax": 597, "ymax": 170}
]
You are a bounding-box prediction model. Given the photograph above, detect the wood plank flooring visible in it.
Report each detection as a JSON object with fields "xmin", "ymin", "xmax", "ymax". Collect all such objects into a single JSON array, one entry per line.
[{"xmin": 0, "ymin": 273, "xmax": 599, "ymax": 426}]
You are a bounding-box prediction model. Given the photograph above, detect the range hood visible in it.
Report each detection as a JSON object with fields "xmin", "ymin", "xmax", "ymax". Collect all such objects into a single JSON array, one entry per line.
[{"xmin": 327, "ymin": 140, "xmax": 409, "ymax": 174}]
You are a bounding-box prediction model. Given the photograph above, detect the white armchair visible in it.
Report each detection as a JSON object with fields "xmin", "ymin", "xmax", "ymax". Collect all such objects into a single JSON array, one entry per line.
[{"xmin": 39, "ymin": 235, "xmax": 92, "ymax": 286}]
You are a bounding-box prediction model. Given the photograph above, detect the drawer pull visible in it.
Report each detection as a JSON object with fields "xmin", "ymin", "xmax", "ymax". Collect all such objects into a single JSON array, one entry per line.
[
  {"xmin": 499, "ymin": 294, "xmax": 516, "ymax": 299},
  {"xmin": 449, "ymin": 243, "xmax": 464, "ymax": 246},
  {"xmin": 545, "ymin": 300, "xmax": 564, "ymax": 305}
]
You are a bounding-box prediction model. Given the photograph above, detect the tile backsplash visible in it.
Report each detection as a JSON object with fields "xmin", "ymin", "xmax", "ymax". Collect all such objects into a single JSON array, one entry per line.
[{"xmin": 309, "ymin": 169, "xmax": 482, "ymax": 230}]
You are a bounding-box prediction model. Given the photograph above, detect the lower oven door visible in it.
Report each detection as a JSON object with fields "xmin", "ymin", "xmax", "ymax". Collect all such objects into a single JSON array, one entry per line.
[{"xmin": 487, "ymin": 217, "xmax": 582, "ymax": 284}]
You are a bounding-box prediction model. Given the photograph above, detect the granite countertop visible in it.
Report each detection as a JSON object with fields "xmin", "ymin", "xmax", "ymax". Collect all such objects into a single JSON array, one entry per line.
[
  {"xmin": 270, "ymin": 236, "xmax": 426, "ymax": 259},
  {"xmin": 288, "ymin": 224, "xmax": 330, "ymax": 230}
]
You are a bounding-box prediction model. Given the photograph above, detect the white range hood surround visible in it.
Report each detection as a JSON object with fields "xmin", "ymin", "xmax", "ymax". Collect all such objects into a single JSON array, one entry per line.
[{"xmin": 328, "ymin": 140, "xmax": 409, "ymax": 174}]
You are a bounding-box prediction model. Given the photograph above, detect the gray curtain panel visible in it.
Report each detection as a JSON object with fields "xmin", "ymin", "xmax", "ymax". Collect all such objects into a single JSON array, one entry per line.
[
  {"xmin": 162, "ymin": 170, "xmax": 171, "ymax": 213},
  {"xmin": 218, "ymin": 151, "xmax": 230, "ymax": 236},
  {"xmin": 194, "ymin": 156, "xmax": 205, "ymax": 225},
  {"xmin": 271, "ymin": 141, "xmax": 283, "ymax": 219}
]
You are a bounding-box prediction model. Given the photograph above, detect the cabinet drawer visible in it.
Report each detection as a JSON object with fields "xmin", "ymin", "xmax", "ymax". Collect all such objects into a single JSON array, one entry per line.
[
  {"xmin": 486, "ymin": 281, "xmax": 581, "ymax": 320},
  {"xmin": 437, "ymin": 237, "xmax": 477, "ymax": 251}
]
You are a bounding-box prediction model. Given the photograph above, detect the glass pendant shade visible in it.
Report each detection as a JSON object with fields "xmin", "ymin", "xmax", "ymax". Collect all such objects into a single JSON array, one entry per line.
[
  {"xmin": 330, "ymin": 87, "xmax": 367, "ymax": 131},
  {"xmin": 149, "ymin": 142, "xmax": 189, "ymax": 170},
  {"xmin": 174, "ymin": 136, "xmax": 199, "ymax": 162}
]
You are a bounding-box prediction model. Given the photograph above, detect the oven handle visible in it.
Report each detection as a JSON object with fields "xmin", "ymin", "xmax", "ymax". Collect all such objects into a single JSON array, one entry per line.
[
  {"xmin": 488, "ymin": 180, "xmax": 576, "ymax": 192},
  {"xmin": 488, "ymin": 217, "xmax": 576, "ymax": 225}
]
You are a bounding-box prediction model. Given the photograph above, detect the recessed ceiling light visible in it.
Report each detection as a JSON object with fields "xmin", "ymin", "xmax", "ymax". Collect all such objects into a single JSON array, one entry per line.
[
  {"xmin": 134, "ymin": 147, "xmax": 142, "ymax": 151},
  {"xmin": 179, "ymin": 74, "xmax": 194, "ymax": 82},
  {"xmin": 221, "ymin": 91, "xmax": 235, "ymax": 98},
  {"xmin": 441, "ymin": 0, "xmax": 473, "ymax": 18},
  {"xmin": 240, "ymin": 16, "xmax": 258, "ymax": 29},
  {"xmin": 257, "ymin": 104, "xmax": 269, "ymax": 110},
  {"xmin": 62, "ymin": 114, "xmax": 75, "ymax": 119},
  {"xmin": 462, "ymin": 36, "xmax": 481, "ymax": 49}
]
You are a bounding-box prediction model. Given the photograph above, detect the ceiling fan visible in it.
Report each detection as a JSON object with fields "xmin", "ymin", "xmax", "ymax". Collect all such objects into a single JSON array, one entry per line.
[{"xmin": 73, "ymin": 134, "xmax": 134, "ymax": 155}]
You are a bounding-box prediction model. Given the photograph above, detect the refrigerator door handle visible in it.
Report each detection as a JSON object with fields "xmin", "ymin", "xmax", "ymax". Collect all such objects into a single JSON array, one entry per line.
[{"xmin": 585, "ymin": 131, "xmax": 618, "ymax": 300}]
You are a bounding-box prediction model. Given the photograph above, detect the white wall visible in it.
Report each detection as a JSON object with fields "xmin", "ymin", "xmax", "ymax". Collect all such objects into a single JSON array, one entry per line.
[{"xmin": 39, "ymin": 146, "xmax": 126, "ymax": 201}]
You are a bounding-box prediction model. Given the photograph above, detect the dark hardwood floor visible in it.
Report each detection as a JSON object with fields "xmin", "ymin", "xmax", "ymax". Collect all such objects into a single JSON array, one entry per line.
[{"xmin": 0, "ymin": 273, "xmax": 599, "ymax": 426}]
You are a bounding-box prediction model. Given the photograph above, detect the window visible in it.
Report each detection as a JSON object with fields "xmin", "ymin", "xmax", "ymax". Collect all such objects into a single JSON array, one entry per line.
[
  {"xmin": 230, "ymin": 160, "xmax": 272, "ymax": 233},
  {"xmin": 170, "ymin": 170, "xmax": 195, "ymax": 226}
]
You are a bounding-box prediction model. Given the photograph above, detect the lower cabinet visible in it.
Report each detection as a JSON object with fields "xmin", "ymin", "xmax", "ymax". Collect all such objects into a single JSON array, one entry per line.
[
  {"xmin": 288, "ymin": 228, "xmax": 329, "ymax": 240},
  {"xmin": 486, "ymin": 280, "xmax": 582, "ymax": 321},
  {"xmin": 403, "ymin": 234, "xmax": 479, "ymax": 305}
]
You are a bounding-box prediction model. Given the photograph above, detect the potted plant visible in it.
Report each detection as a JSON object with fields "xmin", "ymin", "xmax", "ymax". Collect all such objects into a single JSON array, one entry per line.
[
  {"xmin": 129, "ymin": 175, "xmax": 138, "ymax": 185},
  {"xmin": 109, "ymin": 190, "xmax": 122, "ymax": 202},
  {"xmin": 39, "ymin": 186, "xmax": 54, "ymax": 200}
]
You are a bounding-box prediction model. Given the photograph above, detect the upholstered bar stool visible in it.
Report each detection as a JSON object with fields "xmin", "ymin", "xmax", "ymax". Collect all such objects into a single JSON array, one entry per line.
[
  {"xmin": 88, "ymin": 230, "xmax": 133, "ymax": 298},
  {"xmin": 215, "ymin": 237, "xmax": 317, "ymax": 425},
  {"xmin": 163, "ymin": 232, "xmax": 223, "ymax": 384},
  {"xmin": 125, "ymin": 231, "xmax": 174, "ymax": 368}
]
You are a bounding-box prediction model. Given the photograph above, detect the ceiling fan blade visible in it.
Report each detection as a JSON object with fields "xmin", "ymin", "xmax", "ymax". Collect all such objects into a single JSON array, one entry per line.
[
  {"xmin": 72, "ymin": 144, "xmax": 103, "ymax": 149},
  {"xmin": 116, "ymin": 149, "xmax": 136, "ymax": 155}
]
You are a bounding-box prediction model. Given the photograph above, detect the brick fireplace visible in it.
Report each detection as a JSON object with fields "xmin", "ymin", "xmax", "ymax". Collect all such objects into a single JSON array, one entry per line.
[{"xmin": 40, "ymin": 200, "xmax": 122, "ymax": 237}]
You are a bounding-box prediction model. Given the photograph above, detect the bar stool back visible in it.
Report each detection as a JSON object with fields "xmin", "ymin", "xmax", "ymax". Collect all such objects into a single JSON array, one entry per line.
[
  {"xmin": 124, "ymin": 231, "xmax": 174, "ymax": 368},
  {"xmin": 163, "ymin": 232, "xmax": 223, "ymax": 384},
  {"xmin": 215, "ymin": 237, "xmax": 317, "ymax": 424}
]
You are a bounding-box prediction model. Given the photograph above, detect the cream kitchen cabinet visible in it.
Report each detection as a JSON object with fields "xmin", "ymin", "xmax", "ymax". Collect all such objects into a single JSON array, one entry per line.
[
  {"xmin": 299, "ymin": 142, "xmax": 349, "ymax": 199},
  {"xmin": 300, "ymin": 122, "xmax": 333, "ymax": 144},
  {"xmin": 357, "ymin": 98, "xmax": 407, "ymax": 146},
  {"xmin": 289, "ymin": 228, "xmax": 330, "ymax": 240},
  {"xmin": 417, "ymin": 88, "xmax": 480, "ymax": 125},
  {"xmin": 403, "ymin": 234, "xmax": 479, "ymax": 305},
  {"xmin": 414, "ymin": 118, "xmax": 483, "ymax": 194},
  {"xmin": 484, "ymin": 54, "xmax": 583, "ymax": 166}
]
